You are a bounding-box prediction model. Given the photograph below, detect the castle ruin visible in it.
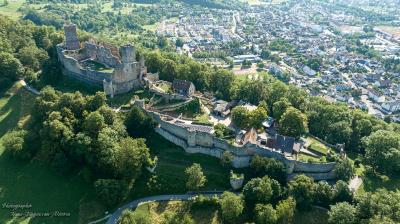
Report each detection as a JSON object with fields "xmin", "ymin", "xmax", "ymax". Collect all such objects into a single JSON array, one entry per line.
[{"xmin": 57, "ymin": 24, "xmax": 146, "ymax": 97}]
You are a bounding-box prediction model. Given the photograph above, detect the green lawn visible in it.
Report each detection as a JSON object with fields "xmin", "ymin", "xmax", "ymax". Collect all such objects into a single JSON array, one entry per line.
[
  {"xmin": 305, "ymin": 136, "xmax": 332, "ymax": 155},
  {"xmin": 0, "ymin": 83, "xmax": 106, "ymax": 224},
  {"xmin": 128, "ymin": 133, "xmax": 231, "ymax": 199}
]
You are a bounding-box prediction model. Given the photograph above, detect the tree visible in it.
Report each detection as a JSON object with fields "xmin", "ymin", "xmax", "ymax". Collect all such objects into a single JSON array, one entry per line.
[
  {"xmin": 82, "ymin": 111, "xmax": 106, "ymax": 137},
  {"xmin": 231, "ymin": 106, "xmax": 250, "ymax": 129},
  {"xmin": 175, "ymin": 38, "xmax": 184, "ymax": 47},
  {"xmin": 250, "ymin": 155, "xmax": 286, "ymax": 184},
  {"xmin": 327, "ymin": 121, "xmax": 352, "ymax": 146},
  {"xmin": 17, "ymin": 44, "xmax": 49, "ymax": 71},
  {"xmin": 355, "ymin": 189, "xmax": 400, "ymax": 222},
  {"xmin": 118, "ymin": 209, "xmax": 151, "ymax": 224},
  {"xmin": 332, "ymin": 180, "xmax": 353, "ymax": 203},
  {"xmin": 288, "ymin": 175, "xmax": 315, "ymax": 210},
  {"xmin": 328, "ymin": 202, "xmax": 358, "ymax": 224},
  {"xmin": 94, "ymin": 179, "xmax": 130, "ymax": 207},
  {"xmin": 185, "ymin": 163, "xmax": 206, "ymax": 191},
  {"xmin": 272, "ymin": 99, "xmax": 291, "ymax": 121},
  {"xmin": 0, "ymin": 52, "xmax": 24, "ymax": 80},
  {"xmin": 249, "ymin": 106, "xmax": 268, "ymax": 129},
  {"xmin": 276, "ymin": 197, "xmax": 296, "ymax": 224},
  {"xmin": 220, "ymin": 191, "xmax": 244, "ymax": 223},
  {"xmin": 279, "ymin": 107, "xmax": 308, "ymax": 139},
  {"xmin": 362, "ymin": 130, "xmax": 400, "ymax": 175},
  {"xmin": 334, "ymin": 159, "xmax": 355, "ymax": 182},
  {"xmin": 255, "ymin": 203, "xmax": 277, "ymax": 224},
  {"xmin": 221, "ymin": 151, "xmax": 234, "ymax": 167},
  {"xmin": 115, "ymin": 138, "xmax": 151, "ymax": 180},
  {"xmin": 2, "ymin": 130, "xmax": 30, "ymax": 160},
  {"xmin": 314, "ymin": 181, "xmax": 333, "ymax": 207},
  {"xmin": 125, "ymin": 106, "xmax": 157, "ymax": 137},
  {"xmin": 242, "ymin": 176, "xmax": 282, "ymax": 207}
]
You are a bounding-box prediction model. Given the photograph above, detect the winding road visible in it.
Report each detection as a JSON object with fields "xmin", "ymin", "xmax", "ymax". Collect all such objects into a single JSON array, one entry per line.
[{"xmin": 105, "ymin": 193, "xmax": 223, "ymax": 224}]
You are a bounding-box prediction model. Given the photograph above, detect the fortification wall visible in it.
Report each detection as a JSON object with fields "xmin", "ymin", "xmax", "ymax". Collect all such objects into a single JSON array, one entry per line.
[
  {"xmin": 146, "ymin": 107, "xmax": 336, "ymax": 178},
  {"xmin": 293, "ymin": 161, "xmax": 336, "ymax": 173},
  {"xmin": 288, "ymin": 170, "xmax": 336, "ymax": 181}
]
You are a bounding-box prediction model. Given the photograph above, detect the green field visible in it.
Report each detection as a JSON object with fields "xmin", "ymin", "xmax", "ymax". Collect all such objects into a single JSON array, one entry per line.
[
  {"xmin": 0, "ymin": 83, "xmax": 106, "ymax": 224},
  {"xmin": 0, "ymin": 0, "xmax": 25, "ymax": 20}
]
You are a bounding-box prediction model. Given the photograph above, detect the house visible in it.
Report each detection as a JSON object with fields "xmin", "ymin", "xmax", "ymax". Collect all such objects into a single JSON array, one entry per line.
[
  {"xmin": 367, "ymin": 88, "xmax": 386, "ymax": 103},
  {"xmin": 172, "ymin": 79, "xmax": 195, "ymax": 97},
  {"xmin": 236, "ymin": 128, "xmax": 258, "ymax": 145},
  {"xmin": 382, "ymin": 100, "xmax": 400, "ymax": 113},
  {"xmin": 303, "ymin": 65, "xmax": 317, "ymax": 77},
  {"xmin": 213, "ymin": 100, "xmax": 236, "ymax": 117},
  {"xmin": 266, "ymin": 134, "xmax": 301, "ymax": 154}
]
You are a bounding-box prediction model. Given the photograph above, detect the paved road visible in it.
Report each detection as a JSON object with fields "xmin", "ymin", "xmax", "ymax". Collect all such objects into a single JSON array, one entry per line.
[{"xmin": 106, "ymin": 193, "xmax": 222, "ymax": 224}]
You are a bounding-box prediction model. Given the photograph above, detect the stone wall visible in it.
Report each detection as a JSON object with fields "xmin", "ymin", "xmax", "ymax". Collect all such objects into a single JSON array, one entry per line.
[
  {"xmin": 57, "ymin": 45, "xmax": 113, "ymax": 85},
  {"xmin": 84, "ymin": 42, "xmax": 119, "ymax": 67},
  {"xmin": 147, "ymin": 109, "xmax": 337, "ymax": 180},
  {"xmin": 149, "ymin": 85, "xmax": 189, "ymax": 101}
]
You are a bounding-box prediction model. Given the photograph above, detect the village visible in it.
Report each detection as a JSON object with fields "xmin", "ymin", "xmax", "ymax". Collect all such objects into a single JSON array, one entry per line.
[{"xmin": 155, "ymin": 0, "xmax": 400, "ymax": 121}]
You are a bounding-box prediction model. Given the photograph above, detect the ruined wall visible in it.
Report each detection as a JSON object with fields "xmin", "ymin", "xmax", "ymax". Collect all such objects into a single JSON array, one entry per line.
[
  {"xmin": 57, "ymin": 45, "xmax": 113, "ymax": 86},
  {"xmin": 149, "ymin": 85, "xmax": 189, "ymax": 101},
  {"xmin": 84, "ymin": 42, "xmax": 119, "ymax": 67}
]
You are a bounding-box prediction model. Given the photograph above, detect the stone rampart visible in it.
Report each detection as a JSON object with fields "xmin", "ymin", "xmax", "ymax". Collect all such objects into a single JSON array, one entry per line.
[{"xmin": 147, "ymin": 109, "xmax": 336, "ymax": 178}]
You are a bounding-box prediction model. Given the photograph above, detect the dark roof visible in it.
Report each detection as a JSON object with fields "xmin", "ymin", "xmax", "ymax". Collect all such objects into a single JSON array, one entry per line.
[
  {"xmin": 270, "ymin": 134, "xmax": 296, "ymax": 154},
  {"xmin": 172, "ymin": 79, "xmax": 193, "ymax": 95}
]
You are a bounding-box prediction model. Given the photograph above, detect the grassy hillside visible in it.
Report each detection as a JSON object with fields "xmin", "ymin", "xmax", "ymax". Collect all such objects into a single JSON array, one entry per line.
[{"xmin": 0, "ymin": 0, "xmax": 25, "ymax": 20}]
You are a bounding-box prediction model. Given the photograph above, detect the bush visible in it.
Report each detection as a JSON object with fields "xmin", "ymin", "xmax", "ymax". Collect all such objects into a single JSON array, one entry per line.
[{"xmin": 190, "ymin": 194, "xmax": 219, "ymax": 210}]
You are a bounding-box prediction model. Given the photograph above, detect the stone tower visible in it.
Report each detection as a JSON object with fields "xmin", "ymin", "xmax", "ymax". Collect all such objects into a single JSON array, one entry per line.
[
  {"xmin": 120, "ymin": 44, "xmax": 136, "ymax": 63},
  {"xmin": 64, "ymin": 24, "xmax": 80, "ymax": 50}
]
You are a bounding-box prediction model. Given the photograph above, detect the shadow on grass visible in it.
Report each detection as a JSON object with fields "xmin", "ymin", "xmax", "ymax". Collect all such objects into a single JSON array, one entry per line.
[{"xmin": 0, "ymin": 153, "xmax": 106, "ymax": 224}]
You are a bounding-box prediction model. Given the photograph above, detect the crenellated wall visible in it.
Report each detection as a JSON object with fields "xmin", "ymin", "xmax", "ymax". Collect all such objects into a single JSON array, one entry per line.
[{"xmin": 147, "ymin": 109, "xmax": 337, "ymax": 180}]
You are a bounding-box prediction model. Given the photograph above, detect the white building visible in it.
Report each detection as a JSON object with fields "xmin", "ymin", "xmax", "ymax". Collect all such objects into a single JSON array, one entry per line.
[{"xmin": 382, "ymin": 100, "xmax": 400, "ymax": 113}]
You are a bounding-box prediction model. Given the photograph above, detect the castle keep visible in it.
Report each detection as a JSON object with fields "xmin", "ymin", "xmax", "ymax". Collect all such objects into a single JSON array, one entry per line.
[{"xmin": 57, "ymin": 24, "xmax": 146, "ymax": 97}]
